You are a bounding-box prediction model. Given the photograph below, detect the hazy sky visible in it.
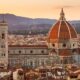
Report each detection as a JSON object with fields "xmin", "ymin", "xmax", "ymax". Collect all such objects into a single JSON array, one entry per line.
[{"xmin": 0, "ymin": 0, "xmax": 80, "ymax": 20}]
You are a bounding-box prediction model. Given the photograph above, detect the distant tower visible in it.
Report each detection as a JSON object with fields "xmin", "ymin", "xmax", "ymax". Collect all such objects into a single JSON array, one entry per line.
[{"xmin": 0, "ymin": 14, "xmax": 8, "ymax": 69}]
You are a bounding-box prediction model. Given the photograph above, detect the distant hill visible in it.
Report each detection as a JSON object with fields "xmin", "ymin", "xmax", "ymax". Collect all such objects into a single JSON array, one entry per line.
[{"xmin": 0, "ymin": 14, "xmax": 80, "ymax": 34}]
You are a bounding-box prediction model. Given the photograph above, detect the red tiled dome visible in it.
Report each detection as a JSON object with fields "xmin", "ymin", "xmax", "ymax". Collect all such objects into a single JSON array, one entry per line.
[{"xmin": 48, "ymin": 9, "xmax": 77, "ymax": 43}]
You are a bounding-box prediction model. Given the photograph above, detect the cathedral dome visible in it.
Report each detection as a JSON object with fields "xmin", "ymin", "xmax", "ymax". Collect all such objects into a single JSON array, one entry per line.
[{"xmin": 48, "ymin": 9, "xmax": 77, "ymax": 43}]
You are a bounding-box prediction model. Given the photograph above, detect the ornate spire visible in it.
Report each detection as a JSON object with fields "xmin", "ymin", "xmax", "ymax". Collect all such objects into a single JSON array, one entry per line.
[{"xmin": 59, "ymin": 8, "xmax": 66, "ymax": 21}]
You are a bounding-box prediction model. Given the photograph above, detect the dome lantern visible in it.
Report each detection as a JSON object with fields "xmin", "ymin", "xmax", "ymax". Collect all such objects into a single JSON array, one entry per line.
[{"xmin": 59, "ymin": 8, "xmax": 66, "ymax": 21}]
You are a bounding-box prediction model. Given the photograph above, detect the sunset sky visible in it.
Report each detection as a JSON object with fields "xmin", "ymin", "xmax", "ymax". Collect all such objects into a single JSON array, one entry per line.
[{"xmin": 0, "ymin": 0, "xmax": 80, "ymax": 20}]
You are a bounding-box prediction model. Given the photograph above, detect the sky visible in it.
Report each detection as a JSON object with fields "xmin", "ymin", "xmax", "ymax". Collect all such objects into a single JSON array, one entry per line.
[{"xmin": 0, "ymin": 0, "xmax": 80, "ymax": 20}]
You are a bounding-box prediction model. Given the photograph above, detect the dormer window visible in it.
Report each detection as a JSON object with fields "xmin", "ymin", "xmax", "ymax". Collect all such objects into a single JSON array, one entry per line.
[{"xmin": 2, "ymin": 33, "xmax": 5, "ymax": 39}]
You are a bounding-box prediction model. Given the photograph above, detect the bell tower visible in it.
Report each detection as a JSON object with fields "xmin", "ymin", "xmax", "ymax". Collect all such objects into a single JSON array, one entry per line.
[{"xmin": 0, "ymin": 15, "xmax": 8, "ymax": 69}]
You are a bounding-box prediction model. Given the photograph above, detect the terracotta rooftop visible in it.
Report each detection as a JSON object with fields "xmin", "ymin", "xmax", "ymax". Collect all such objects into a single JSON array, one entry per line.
[{"xmin": 48, "ymin": 9, "xmax": 77, "ymax": 43}]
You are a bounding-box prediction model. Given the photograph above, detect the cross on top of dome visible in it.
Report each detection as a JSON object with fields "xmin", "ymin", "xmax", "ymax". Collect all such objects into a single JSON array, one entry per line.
[{"xmin": 59, "ymin": 8, "xmax": 66, "ymax": 21}]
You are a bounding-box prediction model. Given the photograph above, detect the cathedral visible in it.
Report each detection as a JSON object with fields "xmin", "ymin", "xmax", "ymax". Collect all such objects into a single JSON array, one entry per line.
[
  {"xmin": 47, "ymin": 8, "xmax": 78, "ymax": 64},
  {"xmin": 0, "ymin": 9, "xmax": 79, "ymax": 69}
]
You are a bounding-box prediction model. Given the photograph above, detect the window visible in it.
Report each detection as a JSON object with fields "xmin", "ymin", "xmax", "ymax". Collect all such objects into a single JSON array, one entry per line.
[
  {"xmin": 2, "ymin": 33, "xmax": 5, "ymax": 39},
  {"xmin": 1, "ymin": 53, "xmax": 5, "ymax": 56},
  {"xmin": 19, "ymin": 50, "xmax": 21, "ymax": 53},
  {"xmin": 72, "ymin": 49, "xmax": 76, "ymax": 53},
  {"xmin": 30, "ymin": 50, "xmax": 33, "ymax": 53},
  {"xmin": 63, "ymin": 58, "xmax": 68, "ymax": 64},
  {"xmin": 73, "ymin": 44, "xmax": 75, "ymax": 47},
  {"xmin": 1, "ymin": 45, "xmax": 5, "ymax": 48},
  {"xmin": 63, "ymin": 43, "xmax": 66, "ymax": 47},
  {"xmin": 52, "ymin": 44, "xmax": 55, "ymax": 47},
  {"xmin": 41, "ymin": 50, "xmax": 44, "ymax": 53}
]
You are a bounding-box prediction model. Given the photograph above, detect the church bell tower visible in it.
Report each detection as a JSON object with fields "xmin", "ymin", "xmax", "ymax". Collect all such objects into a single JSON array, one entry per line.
[{"xmin": 0, "ymin": 15, "xmax": 8, "ymax": 69}]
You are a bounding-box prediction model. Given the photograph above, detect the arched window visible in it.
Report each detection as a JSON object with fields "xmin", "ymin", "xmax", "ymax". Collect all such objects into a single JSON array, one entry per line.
[
  {"xmin": 1, "ymin": 45, "xmax": 5, "ymax": 48},
  {"xmin": 2, "ymin": 33, "xmax": 5, "ymax": 39},
  {"xmin": 19, "ymin": 50, "xmax": 21, "ymax": 53},
  {"xmin": 73, "ymin": 44, "xmax": 75, "ymax": 47},
  {"xmin": 52, "ymin": 44, "xmax": 55, "ymax": 47},
  {"xmin": 30, "ymin": 50, "xmax": 33, "ymax": 53},
  {"xmin": 41, "ymin": 50, "xmax": 44, "ymax": 53},
  {"xmin": 1, "ymin": 53, "xmax": 5, "ymax": 56},
  {"xmin": 63, "ymin": 43, "xmax": 66, "ymax": 47}
]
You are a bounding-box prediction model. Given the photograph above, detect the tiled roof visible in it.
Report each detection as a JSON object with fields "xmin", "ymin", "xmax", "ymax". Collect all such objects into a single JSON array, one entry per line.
[
  {"xmin": 48, "ymin": 9, "xmax": 77, "ymax": 43},
  {"xmin": 8, "ymin": 45, "xmax": 48, "ymax": 48}
]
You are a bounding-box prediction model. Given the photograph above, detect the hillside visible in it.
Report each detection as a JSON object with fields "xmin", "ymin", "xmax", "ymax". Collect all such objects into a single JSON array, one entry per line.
[{"xmin": 0, "ymin": 14, "xmax": 80, "ymax": 34}]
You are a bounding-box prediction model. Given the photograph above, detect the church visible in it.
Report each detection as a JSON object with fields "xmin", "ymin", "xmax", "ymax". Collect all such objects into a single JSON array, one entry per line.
[{"xmin": 0, "ymin": 9, "xmax": 79, "ymax": 69}]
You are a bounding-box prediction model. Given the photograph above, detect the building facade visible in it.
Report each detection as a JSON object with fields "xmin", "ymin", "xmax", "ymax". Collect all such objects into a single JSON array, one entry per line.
[{"xmin": 8, "ymin": 45, "xmax": 55, "ymax": 68}]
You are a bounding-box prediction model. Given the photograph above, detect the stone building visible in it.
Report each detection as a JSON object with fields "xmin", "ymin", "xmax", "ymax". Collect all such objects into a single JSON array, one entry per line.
[
  {"xmin": 8, "ymin": 45, "xmax": 55, "ymax": 68},
  {"xmin": 47, "ymin": 8, "xmax": 78, "ymax": 65}
]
